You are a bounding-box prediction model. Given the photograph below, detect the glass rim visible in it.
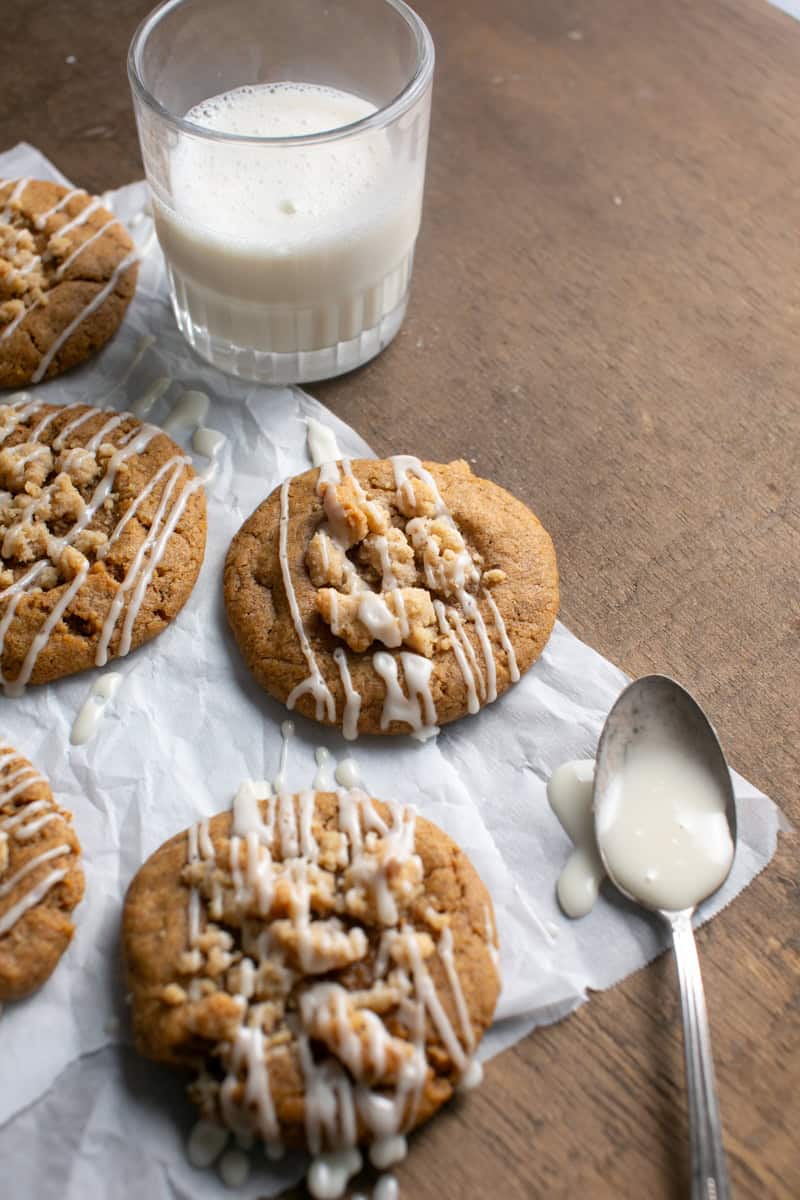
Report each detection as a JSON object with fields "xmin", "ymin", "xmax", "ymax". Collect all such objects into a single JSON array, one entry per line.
[{"xmin": 128, "ymin": 0, "xmax": 435, "ymax": 147}]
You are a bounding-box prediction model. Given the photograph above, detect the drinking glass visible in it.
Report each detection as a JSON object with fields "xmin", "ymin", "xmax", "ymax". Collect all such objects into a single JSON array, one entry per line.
[{"xmin": 128, "ymin": 0, "xmax": 434, "ymax": 384}]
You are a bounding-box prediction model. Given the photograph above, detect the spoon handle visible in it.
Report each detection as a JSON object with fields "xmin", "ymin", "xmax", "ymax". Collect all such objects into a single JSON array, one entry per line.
[{"xmin": 670, "ymin": 912, "xmax": 731, "ymax": 1200}]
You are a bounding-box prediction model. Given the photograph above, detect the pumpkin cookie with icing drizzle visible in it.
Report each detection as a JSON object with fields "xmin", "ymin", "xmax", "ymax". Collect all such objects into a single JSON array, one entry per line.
[
  {"xmin": 224, "ymin": 457, "xmax": 558, "ymax": 738},
  {"xmin": 0, "ymin": 742, "xmax": 84, "ymax": 1000},
  {"xmin": 0, "ymin": 178, "xmax": 138, "ymax": 387},
  {"xmin": 123, "ymin": 786, "xmax": 500, "ymax": 1183},
  {"xmin": 0, "ymin": 395, "xmax": 206, "ymax": 691}
]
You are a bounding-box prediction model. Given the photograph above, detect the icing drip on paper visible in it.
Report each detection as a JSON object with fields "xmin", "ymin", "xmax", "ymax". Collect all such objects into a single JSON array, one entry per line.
[
  {"xmin": 547, "ymin": 759, "xmax": 606, "ymax": 918},
  {"xmin": 306, "ymin": 416, "xmax": 343, "ymax": 467},
  {"xmin": 334, "ymin": 756, "xmax": 362, "ymax": 790},
  {"xmin": 70, "ymin": 672, "xmax": 123, "ymax": 746},
  {"xmin": 132, "ymin": 376, "xmax": 171, "ymax": 419},
  {"xmin": 163, "ymin": 388, "xmax": 210, "ymax": 435}
]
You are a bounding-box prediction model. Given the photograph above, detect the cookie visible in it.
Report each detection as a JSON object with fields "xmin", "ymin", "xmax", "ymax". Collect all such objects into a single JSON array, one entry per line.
[
  {"xmin": 0, "ymin": 178, "xmax": 138, "ymax": 388},
  {"xmin": 224, "ymin": 457, "xmax": 559, "ymax": 738},
  {"xmin": 0, "ymin": 742, "xmax": 84, "ymax": 1000},
  {"xmin": 123, "ymin": 786, "xmax": 500, "ymax": 1171},
  {"xmin": 0, "ymin": 396, "xmax": 206, "ymax": 692}
]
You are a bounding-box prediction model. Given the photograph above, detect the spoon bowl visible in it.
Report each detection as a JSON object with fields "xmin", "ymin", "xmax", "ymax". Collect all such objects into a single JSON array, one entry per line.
[{"xmin": 593, "ymin": 674, "xmax": 737, "ymax": 1200}]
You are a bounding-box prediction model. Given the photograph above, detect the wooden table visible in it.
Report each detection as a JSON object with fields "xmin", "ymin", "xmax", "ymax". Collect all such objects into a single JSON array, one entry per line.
[{"xmin": 4, "ymin": 1, "xmax": 798, "ymax": 1195}]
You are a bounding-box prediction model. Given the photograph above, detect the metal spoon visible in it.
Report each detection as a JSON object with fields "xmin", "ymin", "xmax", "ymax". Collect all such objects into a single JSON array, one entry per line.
[{"xmin": 593, "ymin": 675, "xmax": 736, "ymax": 1200}]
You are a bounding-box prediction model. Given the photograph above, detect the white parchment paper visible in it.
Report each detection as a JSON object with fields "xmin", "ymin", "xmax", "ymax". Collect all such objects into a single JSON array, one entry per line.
[{"xmin": 0, "ymin": 145, "xmax": 787, "ymax": 1199}]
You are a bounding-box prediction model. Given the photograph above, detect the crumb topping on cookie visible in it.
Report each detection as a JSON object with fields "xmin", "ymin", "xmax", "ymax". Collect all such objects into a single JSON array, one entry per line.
[
  {"xmin": 0, "ymin": 395, "xmax": 204, "ymax": 693},
  {"xmin": 280, "ymin": 456, "xmax": 521, "ymax": 739},
  {"xmin": 0, "ymin": 744, "xmax": 81, "ymax": 944},
  {"xmin": 139, "ymin": 786, "xmax": 499, "ymax": 1176},
  {"xmin": 0, "ymin": 179, "xmax": 137, "ymax": 385}
]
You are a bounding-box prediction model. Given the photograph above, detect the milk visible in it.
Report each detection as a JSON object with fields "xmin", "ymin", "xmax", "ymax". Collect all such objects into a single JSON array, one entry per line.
[{"xmin": 151, "ymin": 82, "xmax": 427, "ymax": 368}]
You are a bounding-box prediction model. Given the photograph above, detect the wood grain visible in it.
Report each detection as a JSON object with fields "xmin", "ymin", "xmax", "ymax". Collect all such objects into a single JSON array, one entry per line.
[{"xmin": 2, "ymin": 0, "xmax": 798, "ymax": 1196}]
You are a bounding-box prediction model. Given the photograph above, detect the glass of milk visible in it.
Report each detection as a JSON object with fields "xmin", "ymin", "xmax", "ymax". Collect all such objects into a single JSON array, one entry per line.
[{"xmin": 128, "ymin": 0, "xmax": 434, "ymax": 384}]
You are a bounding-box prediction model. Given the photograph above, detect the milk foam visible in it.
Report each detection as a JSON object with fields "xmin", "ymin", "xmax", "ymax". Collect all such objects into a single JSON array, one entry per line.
[{"xmin": 153, "ymin": 81, "xmax": 425, "ymax": 353}]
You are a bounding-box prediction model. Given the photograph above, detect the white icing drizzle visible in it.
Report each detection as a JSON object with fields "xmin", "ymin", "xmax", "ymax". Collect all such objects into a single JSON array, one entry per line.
[
  {"xmin": 30, "ymin": 249, "xmax": 139, "ymax": 383},
  {"xmin": 132, "ymin": 375, "xmax": 171, "ymax": 419},
  {"xmin": 52, "ymin": 195, "xmax": 103, "ymax": 240},
  {"xmin": 373, "ymin": 1175, "xmax": 400, "ymax": 1200},
  {"xmin": 56, "ymin": 215, "xmax": 123, "ymax": 278},
  {"xmin": 484, "ymin": 589, "xmax": 519, "ymax": 682},
  {"xmin": 368, "ymin": 1136, "xmax": 407, "ymax": 1170},
  {"xmin": 438, "ymin": 924, "xmax": 476, "ymax": 1055},
  {"xmin": 433, "ymin": 600, "xmax": 479, "ymax": 715},
  {"xmin": 193, "ymin": 426, "xmax": 226, "ymax": 460},
  {"xmin": 457, "ymin": 589, "xmax": 497, "ymax": 704},
  {"xmin": 34, "ymin": 187, "xmax": 86, "ymax": 230},
  {"xmin": 70, "ymin": 672, "xmax": 123, "ymax": 746},
  {"xmin": 163, "ymin": 388, "xmax": 210, "ymax": 435},
  {"xmin": 218, "ymin": 1146, "xmax": 251, "ymax": 1188},
  {"xmin": 94, "ymin": 456, "xmax": 193, "ymax": 665},
  {"xmin": 388, "ymin": 455, "xmax": 521, "ymax": 711},
  {"xmin": 182, "ymin": 770, "xmax": 488, "ymax": 1197},
  {"xmin": 187, "ymin": 1119, "xmax": 229, "ymax": 1168},
  {"xmin": 372, "ymin": 651, "xmax": 439, "ymax": 740},
  {"xmin": 0, "ymin": 745, "xmax": 77, "ymax": 935},
  {"xmin": 0, "ymin": 300, "xmax": 41, "ymax": 341},
  {"xmin": 306, "ymin": 416, "xmax": 343, "ymax": 467},
  {"xmin": 457, "ymin": 1059, "xmax": 484, "ymax": 1092},
  {"xmin": 0, "ymin": 866, "xmax": 67, "ymax": 935},
  {"xmin": 307, "ymin": 1148, "xmax": 363, "ymax": 1199},
  {"xmin": 483, "ymin": 904, "xmax": 499, "ymax": 968},
  {"xmin": 28, "ymin": 401, "xmax": 84, "ymax": 443},
  {"xmin": 0, "ymin": 413, "xmax": 189, "ymax": 692},
  {"xmin": 4, "ymin": 560, "xmax": 89, "ymax": 697},
  {"xmin": 0, "ymin": 842, "xmax": 70, "ymax": 899},
  {"xmin": 0, "ymin": 177, "xmax": 30, "ymax": 221},
  {"xmin": 280, "ymin": 479, "xmax": 336, "ymax": 721},
  {"xmin": 312, "ymin": 748, "xmax": 335, "ymax": 791},
  {"xmin": 0, "ymin": 396, "xmax": 43, "ymax": 437},
  {"xmin": 334, "ymin": 756, "xmax": 361, "ymax": 790},
  {"xmin": 273, "ymin": 720, "xmax": 294, "ymax": 793}
]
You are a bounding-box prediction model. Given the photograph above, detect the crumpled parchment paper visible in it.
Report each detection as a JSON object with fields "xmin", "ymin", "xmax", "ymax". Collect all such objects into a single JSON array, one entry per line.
[{"xmin": 0, "ymin": 144, "xmax": 787, "ymax": 1200}]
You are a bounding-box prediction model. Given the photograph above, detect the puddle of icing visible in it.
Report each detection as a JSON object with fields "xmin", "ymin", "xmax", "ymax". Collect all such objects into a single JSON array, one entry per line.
[
  {"xmin": 547, "ymin": 759, "xmax": 605, "ymax": 918},
  {"xmin": 162, "ymin": 388, "xmax": 210, "ymax": 434},
  {"xmin": 70, "ymin": 672, "xmax": 123, "ymax": 746},
  {"xmin": 306, "ymin": 415, "xmax": 342, "ymax": 466}
]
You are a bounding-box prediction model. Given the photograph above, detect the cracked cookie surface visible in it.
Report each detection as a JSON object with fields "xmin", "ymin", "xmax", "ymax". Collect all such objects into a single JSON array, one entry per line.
[
  {"xmin": 224, "ymin": 457, "xmax": 559, "ymax": 737},
  {"xmin": 123, "ymin": 788, "xmax": 500, "ymax": 1153},
  {"xmin": 0, "ymin": 742, "xmax": 84, "ymax": 1001},
  {"xmin": 0, "ymin": 396, "xmax": 206, "ymax": 691},
  {"xmin": 0, "ymin": 178, "xmax": 138, "ymax": 387}
]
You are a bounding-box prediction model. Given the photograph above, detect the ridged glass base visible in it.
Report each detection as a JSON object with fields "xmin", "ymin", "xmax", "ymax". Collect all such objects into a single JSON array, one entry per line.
[{"xmin": 166, "ymin": 255, "xmax": 413, "ymax": 384}]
